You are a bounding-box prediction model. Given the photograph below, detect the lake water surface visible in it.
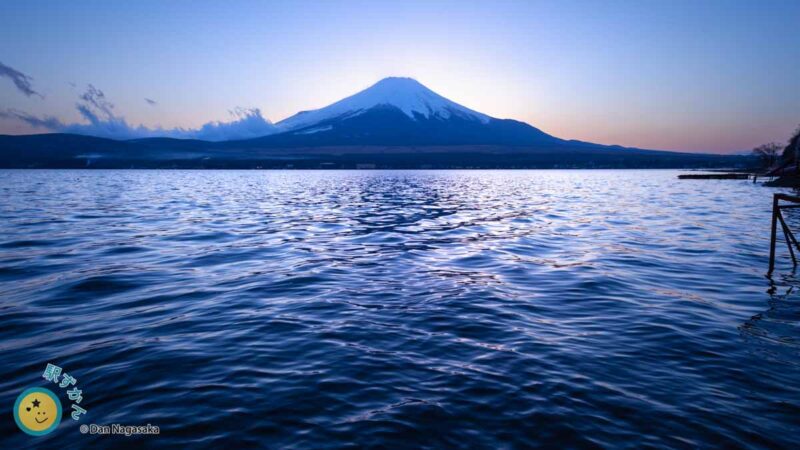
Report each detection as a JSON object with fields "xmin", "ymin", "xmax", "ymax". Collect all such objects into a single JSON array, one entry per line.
[{"xmin": 0, "ymin": 170, "xmax": 798, "ymax": 448}]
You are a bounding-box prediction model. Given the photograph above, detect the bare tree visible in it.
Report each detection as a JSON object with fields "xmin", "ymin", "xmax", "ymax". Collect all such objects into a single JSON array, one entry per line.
[{"xmin": 752, "ymin": 142, "xmax": 782, "ymax": 169}]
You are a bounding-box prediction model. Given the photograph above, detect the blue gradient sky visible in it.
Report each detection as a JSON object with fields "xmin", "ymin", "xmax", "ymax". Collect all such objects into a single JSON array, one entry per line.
[{"xmin": 1, "ymin": 0, "xmax": 798, "ymax": 152}]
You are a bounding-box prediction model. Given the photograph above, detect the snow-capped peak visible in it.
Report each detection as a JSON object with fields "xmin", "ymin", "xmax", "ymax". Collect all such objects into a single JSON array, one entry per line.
[{"xmin": 275, "ymin": 77, "xmax": 491, "ymax": 131}]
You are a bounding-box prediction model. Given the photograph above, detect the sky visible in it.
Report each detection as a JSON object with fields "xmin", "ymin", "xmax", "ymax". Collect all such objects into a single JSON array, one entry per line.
[{"xmin": 0, "ymin": 0, "xmax": 798, "ymax": 153}]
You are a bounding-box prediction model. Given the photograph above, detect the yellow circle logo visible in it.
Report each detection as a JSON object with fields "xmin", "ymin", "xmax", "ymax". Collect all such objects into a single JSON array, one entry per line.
[{"xmin": 13, "ymin": 387, "xmax": 62, "ymax": 436}]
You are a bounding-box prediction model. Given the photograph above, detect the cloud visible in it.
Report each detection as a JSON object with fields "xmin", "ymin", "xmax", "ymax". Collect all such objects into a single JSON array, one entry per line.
[
  {"xmin": 1, "ymin": 85, "xmax": 277, "ymax": 141},
  {"xmin": 0, "ymin": 61, "xmax": 42, "ymax": 98},
  {"xmin": 79, "ymin": 84, "xmax": 114, "ymax": 118},
  {"xmin": 0, "ymin": 109, "xmax": 63, "ymax": 129},
  {"xmin": 145, "ymin": 98, "xmax": 157, "ymax": 106},
  {"xmin": 187, "ymin": 107, "xmax": 277, "ymax": 141}
]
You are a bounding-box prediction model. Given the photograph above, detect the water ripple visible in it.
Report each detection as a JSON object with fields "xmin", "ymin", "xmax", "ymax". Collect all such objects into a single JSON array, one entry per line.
[{"xmin": 0, "ymin": 169, "xmax": 798, "ymax": 448}]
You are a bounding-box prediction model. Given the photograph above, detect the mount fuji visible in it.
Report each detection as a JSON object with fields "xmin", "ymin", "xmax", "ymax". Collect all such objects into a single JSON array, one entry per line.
[
  {"xmin": 228, "ymin": 77, "xmax": 563, "ymax": 147},
  {"xmin": 277, "ymin": 77, "xmax": 492, "ymax": 130}
]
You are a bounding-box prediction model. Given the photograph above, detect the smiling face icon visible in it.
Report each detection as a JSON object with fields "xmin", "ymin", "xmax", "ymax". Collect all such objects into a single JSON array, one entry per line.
[{"xmin": 14, "ymin": 387, "xmax": 62, "ymax": 436}]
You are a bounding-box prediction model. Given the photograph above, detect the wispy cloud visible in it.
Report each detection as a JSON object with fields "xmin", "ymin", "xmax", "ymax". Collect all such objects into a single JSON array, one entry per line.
[
  {"xmin": 0, "ymin": 109, "xmax": 62, "ymax": 129},
  {"xmin": 145, "ymin": 98, "xmax": 157, "ymax": 106},
  {"xmin": 0, "ymin": 61, "xmax": 42, "ymax": 98},
  {"xmin": 185, "ymin": 107, "xmax": 277, "ymax": 141},
  {"xmin": 2, "ymin": 85, "xmax": 277, "ymax": 141}
]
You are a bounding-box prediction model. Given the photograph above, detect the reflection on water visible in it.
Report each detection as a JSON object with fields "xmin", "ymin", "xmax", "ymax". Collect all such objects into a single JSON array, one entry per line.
[
  {"xmin": 741, "ymin": 270, "xmax": 800, "ymax": 362},
  {"xmin": 0, "ymin": 169, "xmax": 798, "ymax": 448}
]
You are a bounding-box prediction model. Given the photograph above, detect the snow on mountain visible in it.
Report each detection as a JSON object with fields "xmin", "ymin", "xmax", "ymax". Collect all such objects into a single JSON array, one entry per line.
[{"xmin": 275, "ymin": 77, "xmax": 491, "ymax": 132}]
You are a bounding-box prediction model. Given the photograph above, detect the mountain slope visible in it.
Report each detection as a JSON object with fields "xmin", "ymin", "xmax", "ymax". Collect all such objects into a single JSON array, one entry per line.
[
  {"xmin": 227, "ymin": 77, "xmax": 562, "ymax": 148},
  {"xmin": 229, "ymin": 105, "xmax": 559, "ymax": 148}
]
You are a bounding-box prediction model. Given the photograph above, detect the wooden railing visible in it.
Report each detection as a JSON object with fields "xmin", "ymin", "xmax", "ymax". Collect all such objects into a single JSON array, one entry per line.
[{"xmin": 768, "ymin": 193, "xmax": 800, "ymax": 273}]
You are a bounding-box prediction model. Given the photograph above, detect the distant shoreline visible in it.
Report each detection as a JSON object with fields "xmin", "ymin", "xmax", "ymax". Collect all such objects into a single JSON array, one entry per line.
[{"xmin": 0, "ymin": 134, "xmax": 754, "ymax": 170}]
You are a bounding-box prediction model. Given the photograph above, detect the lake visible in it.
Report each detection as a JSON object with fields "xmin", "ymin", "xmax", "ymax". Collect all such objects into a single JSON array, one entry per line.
[{"xmin": 0, "ymin": 169, "xmax": 798, "ymax": 448}]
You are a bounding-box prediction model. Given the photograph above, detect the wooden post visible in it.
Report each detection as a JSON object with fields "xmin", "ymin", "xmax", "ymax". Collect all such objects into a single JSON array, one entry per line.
[
  {"xmin": 769, "ymin": 194, "xmax": 779, "ymax": 274},
  {"xmin": 778, "ymin": 209, "xmax": 797, "ymax": 265}
]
